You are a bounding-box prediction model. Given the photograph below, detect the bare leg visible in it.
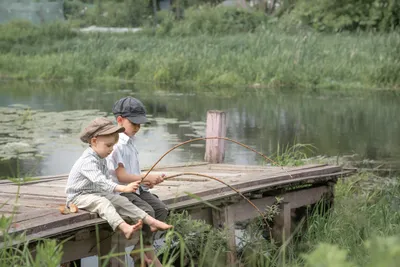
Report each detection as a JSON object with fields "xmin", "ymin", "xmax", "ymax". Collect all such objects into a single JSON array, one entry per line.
[
  {"xmin": 118, "ymin": 220, "xmax": 143, "ymax": 239},
  {"xmin": 143, "ymin": 215, "xmax": 173, "ymax": 232}
]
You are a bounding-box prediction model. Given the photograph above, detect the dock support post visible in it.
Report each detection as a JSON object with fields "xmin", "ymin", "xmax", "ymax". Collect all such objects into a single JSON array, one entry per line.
[
  {"xmin": 110, "ymin": 232, "xmax": 127, "ymax": 267},
  {"xmin": 282, "ymin": 202, "xmax": 291, "ymax": 241},
  {"xmin": 273, "ymin": 202, "xmax": 292, "ymax": 243},
  {"xmin": 205, "ymin": 110, "xmax": 227, "ymax": 163},
  {"xmin": 99, "ymin": 231, "xmax": 127, "ymax": 267},
  {"xmin": 212, "ymin": 205, "xmax": 236, "ymax": 265}
]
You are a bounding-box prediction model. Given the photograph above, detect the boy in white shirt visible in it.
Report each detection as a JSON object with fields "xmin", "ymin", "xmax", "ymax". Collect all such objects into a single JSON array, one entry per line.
[
  {"xmin": 107, "ymin": 97, "xmax": 169, "ymax": 266},
  {"xmin": 66, "ymin": 117, "xmax": 172, "ymax": 242}
]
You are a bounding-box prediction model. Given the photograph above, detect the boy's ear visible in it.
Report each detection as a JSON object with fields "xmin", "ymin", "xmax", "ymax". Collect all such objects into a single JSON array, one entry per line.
[
  {"xmin": 90, "ymin": 136, "xmax": 97, "ymax": 146},
  {"xmin": 116, "ymin": 116, "xmax": 123, "ymax": 124}
]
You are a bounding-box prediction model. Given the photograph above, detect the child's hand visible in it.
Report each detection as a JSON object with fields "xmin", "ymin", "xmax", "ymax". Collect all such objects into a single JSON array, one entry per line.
[
  {"xmin": 157, "ymin": 173, "xmax": 166, "ymax": 184},
  {"xmin": 124, "ymin": 181, "xmax": 140, "ymax": 193},
  {"xmin": 143, "ymin": 173, "xmax": 164, "ymax": 185}
]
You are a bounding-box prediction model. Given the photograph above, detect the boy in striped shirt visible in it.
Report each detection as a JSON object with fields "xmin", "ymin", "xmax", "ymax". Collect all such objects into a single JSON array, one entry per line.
[{"xmin": 65, "ymin": 117, "xmax": 172, "ymax": 241}]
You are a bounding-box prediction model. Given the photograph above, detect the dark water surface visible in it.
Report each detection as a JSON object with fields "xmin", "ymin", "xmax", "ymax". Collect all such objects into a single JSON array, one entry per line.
[{"xmin": 1, "ymin": 82, "xmax": 399, "ymax": 178}]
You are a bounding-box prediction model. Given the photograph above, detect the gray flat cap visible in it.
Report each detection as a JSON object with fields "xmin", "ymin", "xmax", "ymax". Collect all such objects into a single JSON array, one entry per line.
[{"xmin": 112, "ymin": 97, "xmax": 149, "ymax": 124}]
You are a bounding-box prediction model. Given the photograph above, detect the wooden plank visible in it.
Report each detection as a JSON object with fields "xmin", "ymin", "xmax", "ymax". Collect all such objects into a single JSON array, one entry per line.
[
  {"xmin": 0, "ymin": 186, "xmax": 66, "ymax": 198},
  {"xmin": 0, "ymin": 196, "xmax": 64, "ymax": 210},
  {"xmin": 28, "ymin": 217, "xmax": 106, "ymax": 241},
  {"xmin": 0, "ymin": 204, "xmax": 39, "ymax": 214},
  {"xmin": 12, "ymin": 209, "xmax": 58, "ymax": 223},
  {"xmin": 7, "ymin": 211, "xmax": 96, "ymax": 237},
  {"xmin": 165, "ymin": 169, "xmax": 343, "ymax": 211},
  {"xmin": 0, "ymin": 174, "xmax": 69, "ymax": 185},
  {"xmin": 229, "ymin": 186, "xmax": 330, "ymax": 223},
  {"xmin": 206, "ymin": 163, "xmax": 326, "ymax": 172},
  {"xmin": 159, "ymin": 166, "xmax": 342, "ymax": 205}
]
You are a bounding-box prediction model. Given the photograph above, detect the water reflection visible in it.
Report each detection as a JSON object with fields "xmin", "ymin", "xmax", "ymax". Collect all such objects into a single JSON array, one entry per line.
[{"xmin": 0, "ymin": 81, "xmax": 399, "ymax": 178}]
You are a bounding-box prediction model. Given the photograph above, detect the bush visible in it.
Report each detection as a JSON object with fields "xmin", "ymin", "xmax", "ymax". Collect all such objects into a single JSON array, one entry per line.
[
  {"xmin": 160, "ymin": 211, "xmax": 228, "ymax": 265},
  {"xmin": 0, "ymin": 21, "xmax": 76, "ymax": 54},
  {"xmin": 152, "ymin": 5, "xmax": 268, "ymax": 36},
  {"xmin": 284, "ymin": 0, "xmax": 400, "ymax": 32}
]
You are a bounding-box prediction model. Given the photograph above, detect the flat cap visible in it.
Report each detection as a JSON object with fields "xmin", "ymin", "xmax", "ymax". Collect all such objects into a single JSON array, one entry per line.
[
  {"xmin": 112, "ymin": 97, "xmax": 149, "ymax": 124},
  {"xmin": 80, "ymin": 117, "xmax": 125, "ymax": 143}
]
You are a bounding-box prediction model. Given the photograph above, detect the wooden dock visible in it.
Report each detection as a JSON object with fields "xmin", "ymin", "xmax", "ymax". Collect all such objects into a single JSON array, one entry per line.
[{"xmin": 0, "ymin": 162, "xmax": 352, "ymax": 266}]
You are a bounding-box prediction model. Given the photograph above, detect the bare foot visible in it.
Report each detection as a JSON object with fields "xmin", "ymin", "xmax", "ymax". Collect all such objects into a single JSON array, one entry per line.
[
  {"xmin": 133, "ymin": 219, "xmax": 143, "ymax": 231},
  {"xmin": 118, "ymin": 222, "xmax": 140, "ymax": 239},
  {"xmin": 144, "ymin": 215, "xmax": 173, "ymax": 232}
]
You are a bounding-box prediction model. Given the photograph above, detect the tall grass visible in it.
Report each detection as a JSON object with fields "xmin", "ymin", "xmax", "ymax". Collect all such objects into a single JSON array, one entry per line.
[
  {"xmin": 295, "ymin": 173, "xmax": 400, "ymax": 266},
  {"xmin": 0, "ymin": 15, "xmax": 400, "ymax": 90},
  {"xmin": 0, "ymin": 214, "xmax": 63, "ymax": 266}
]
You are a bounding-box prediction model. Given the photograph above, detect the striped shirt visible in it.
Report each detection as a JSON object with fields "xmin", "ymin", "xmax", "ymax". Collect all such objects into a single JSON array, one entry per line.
[
  {"xmin": 65, "ymin": 147, "xmax": 118, "ymax": 205},
  {"xmin": 107, "ymin": 133, "xmax": 149, "ymax": 195}
]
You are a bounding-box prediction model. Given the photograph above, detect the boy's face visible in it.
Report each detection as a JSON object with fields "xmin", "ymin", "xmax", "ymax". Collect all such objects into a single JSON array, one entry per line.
[
  {"xmin": 90, "ymin": 134, "xmax": 118, "ymax": 158},
  {"xmin": 118, "ymin": 117, "xmax": 141, "ymax": 137}
]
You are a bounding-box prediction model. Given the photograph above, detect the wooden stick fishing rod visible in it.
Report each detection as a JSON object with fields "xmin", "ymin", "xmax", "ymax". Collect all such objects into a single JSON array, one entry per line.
[{"xmin": 141, "ymin": 136, "xmax": 292, "ymax": 182}]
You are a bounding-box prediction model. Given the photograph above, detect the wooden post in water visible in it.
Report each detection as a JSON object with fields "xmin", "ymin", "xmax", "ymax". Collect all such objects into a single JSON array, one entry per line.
[{"xmin": 205, "ymin": 110, "xmax": 227, "ymax": 163}]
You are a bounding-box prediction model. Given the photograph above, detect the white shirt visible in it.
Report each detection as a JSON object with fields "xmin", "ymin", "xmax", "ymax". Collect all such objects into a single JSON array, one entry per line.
[
  {"xmin": 107, "ymin": 133, "xmax": 149, "ymax": 194},
  {"xmin": 65, "ymin": 147, "xmax": 118, "ymax": 205}
]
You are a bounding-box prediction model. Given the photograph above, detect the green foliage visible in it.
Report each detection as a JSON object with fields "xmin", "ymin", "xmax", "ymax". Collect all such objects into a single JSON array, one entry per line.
[
  {"xmin": 365, "ymin": 236, "xmax": 400, "ymax": 267},
  {"xmin": 284, "ymin": 0, "xmax": 400, "ymax": 32},
  {"xmin": 161, "ymin": 211, "xmax": 228, "ymax": 265},
  {"xmin": 303, "ymin": 243, "xmax": 354, "ymax": 267},
  {"xmin": 0, "ymin": 215, "xmax": 63, "ymax": 266},
  {"xmin": 0, "ymin": 20, "xmax": 76, "ymax": 54},
  {"xmin": 108, "ymin": 53, "xmax": 140, "ymax": 79},
  {"xmin": 64, "ymin": 0, "xmax": 151, "ymax": 27},
  {"xmin": 237, "ymin": 220, "xmax": 278, "ymax": 267},
  {"xmin": 152, "ymin": 5, "xmax": 268, "ymax": 36},
  {"xmin": 272, "ymin": 143, "xmax": 316, "ymax": 166},
  {"xmin": 1, "ymin": 16, "xmax": 400, "ymax": 89},
  {"xmin": 299, "ymin": 175, "xmax": 400, "ymax": 266}
]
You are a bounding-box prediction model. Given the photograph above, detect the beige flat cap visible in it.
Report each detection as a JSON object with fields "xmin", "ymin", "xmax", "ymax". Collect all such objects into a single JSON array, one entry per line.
[{"xmin": 80, "ymin": 117, "xmax": 125, "ymax": 143}]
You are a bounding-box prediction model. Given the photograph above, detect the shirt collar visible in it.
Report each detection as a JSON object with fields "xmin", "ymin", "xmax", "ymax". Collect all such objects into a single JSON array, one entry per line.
[
  {"xmin": 86, "ymin": 146, "xmax": 101, "ymax": 160},
  {"xmin": 119, "ymin": 132, "xmax": 135, "ymax": 145}
]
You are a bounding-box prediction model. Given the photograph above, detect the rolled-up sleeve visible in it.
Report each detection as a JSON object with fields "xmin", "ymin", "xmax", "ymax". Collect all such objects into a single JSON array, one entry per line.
[{"xmin": 80, "ymin": 159, "xmax": 118, "ymax": 193}]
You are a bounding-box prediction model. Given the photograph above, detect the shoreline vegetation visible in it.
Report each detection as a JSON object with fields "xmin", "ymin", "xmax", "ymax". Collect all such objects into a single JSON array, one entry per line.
[
  {"xmin": 0, "ymin": 1, "xmax": 399, "ymax": 91},
  {"xmin": 2, "ymin": 172, "xmax": 400, "ymax": 266}
]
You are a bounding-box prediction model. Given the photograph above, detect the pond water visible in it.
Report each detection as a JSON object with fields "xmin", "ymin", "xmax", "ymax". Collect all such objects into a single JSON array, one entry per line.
[{"xmin": 1, "ymin": 81, "xmax": 400, "ymax": 178}]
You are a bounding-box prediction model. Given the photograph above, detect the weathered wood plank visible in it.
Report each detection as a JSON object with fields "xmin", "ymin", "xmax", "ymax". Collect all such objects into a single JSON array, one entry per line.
[
  {"xmin": 8, "ymin": 212, "xmax": 96, "ymax": 237},
  {"xmin": 156, "ymin": 166, "xmax": 342, "ymax": 205}
]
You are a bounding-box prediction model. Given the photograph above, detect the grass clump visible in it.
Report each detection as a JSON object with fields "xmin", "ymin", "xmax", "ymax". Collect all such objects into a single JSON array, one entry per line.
[
  {"xmin": 160, "ymin": 211, "xmax": 229, "ymax": 266},
  {"xmin": 151, "ymin": 6, "xmax": 268, "ymax": 36},
  {"xmin": 271, "ymin": 143, "xmax": 317, "ymax": 166},
  {"xmin": 0, "ymin": 215, "xmax": 63, "ymax": 266},
  {"xmin": 295, "ymin": 173, "xmax": 400, "ymax": 266}
]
